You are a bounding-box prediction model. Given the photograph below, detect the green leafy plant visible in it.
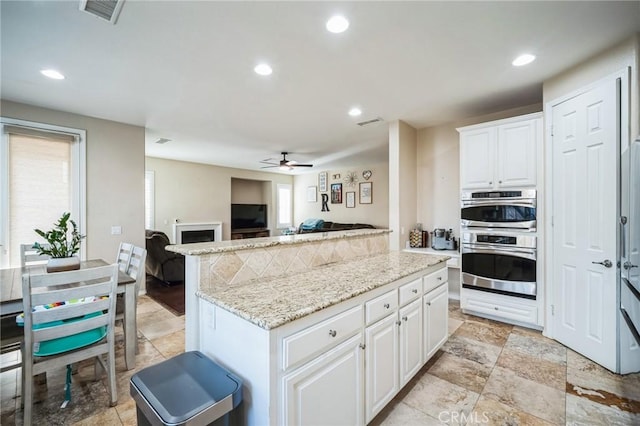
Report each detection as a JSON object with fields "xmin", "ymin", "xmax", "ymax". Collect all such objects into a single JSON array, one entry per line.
[{"xmin": 33, "ymin": 212, "xmax": 85, "ymax": 258}]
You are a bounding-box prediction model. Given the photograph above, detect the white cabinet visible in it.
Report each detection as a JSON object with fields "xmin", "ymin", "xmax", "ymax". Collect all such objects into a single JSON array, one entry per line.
[
  {"xmin": 282, "ymin": 333, "xmax": 364, "ymax": 426},
  {"xmin": 424, "ymin": 283, "xmax": 449, "ymax": 361},
  {"xmin": 399, "ymin": 298, "xmax": 423, "ymax": 385},
  {"xmin": 461, "ymin": 288, "xmax": 538, "ymax": 326},
  {"xmin": 365, "ymin": 314, "xmax": 398, "ymax": 423},
  {"xmin": 459, "ymin": 113, "xmax": 541, "ymax": 190}
]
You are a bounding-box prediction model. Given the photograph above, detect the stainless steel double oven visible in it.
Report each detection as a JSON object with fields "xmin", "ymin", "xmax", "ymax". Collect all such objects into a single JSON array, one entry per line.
[{"xmin": 460, "ymin": 189, "xmax": 537, "ymax": 299}]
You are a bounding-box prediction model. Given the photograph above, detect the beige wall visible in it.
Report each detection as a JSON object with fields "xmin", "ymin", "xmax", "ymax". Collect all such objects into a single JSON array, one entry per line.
[
  {"xmin": 1, "ymin": 100, "xmax": 145, "ymax": 264},
  {"xmin": 146, "ymin": 157, "xmax": 292, "ymax": 241},
  {"xmin": 416, "ymin": 104, "xmax": 542, "ymax": 237},
  {"xmin": 389, "ymin": 120, "xmax": 418, "ymax": 250},
  {"xmin": 231, "ymin": 178, "xmax": 269, "ymax": 204},
  {"xmin": 293, "ymin": 165, "xmax": 389, "ymax": 228},
  {"xmin": 543, "ymin": 34, "xmax": 639, "ymax": 139}
]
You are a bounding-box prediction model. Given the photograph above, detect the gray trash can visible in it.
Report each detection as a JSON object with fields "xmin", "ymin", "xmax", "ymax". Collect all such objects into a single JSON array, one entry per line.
[{"xmin": 130, "ymin": 351, "xmax": 243, "ymax": 426}]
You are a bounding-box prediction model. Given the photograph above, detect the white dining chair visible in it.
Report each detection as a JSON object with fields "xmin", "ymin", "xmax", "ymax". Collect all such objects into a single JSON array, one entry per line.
[
  {"xmin": 20, "ymin": 243, "xmax": 51, "ymax": 267},
  {"xmin": 21, "ymin": 264, "xmax": 119, "ymax": 425},
  {"xmin": 116, "ymin": 242, "xmax": 134, "ymax": 273},
  {"xmin": 116, "ymin": 245, "xmax": 146, "ymax": 352}
]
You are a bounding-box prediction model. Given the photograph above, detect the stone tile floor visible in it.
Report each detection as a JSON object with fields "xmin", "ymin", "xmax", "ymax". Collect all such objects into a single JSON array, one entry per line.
[{"xmin": 1, "ymin": 297, "xmax": 639, "ymax": 425}]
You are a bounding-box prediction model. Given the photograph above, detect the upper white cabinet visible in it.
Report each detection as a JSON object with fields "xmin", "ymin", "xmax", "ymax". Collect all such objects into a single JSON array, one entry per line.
[{"xmin": 459, "ymin": 113, "xmax": 542, "ymax": 190}]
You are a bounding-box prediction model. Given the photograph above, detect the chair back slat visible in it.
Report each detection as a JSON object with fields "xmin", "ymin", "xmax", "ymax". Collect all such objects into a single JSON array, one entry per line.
[
  {"xmin": 32, "ymin": 313, "xmax": 109, "ymax": 343},
  {"xmin": 31, "ymin": 280, "xmax": 114, "ymax": 307},
  {"xmin": 32, "ymin": 298, "xmax": 111, "ymax": 325},
  {"xmin": 117, "ymin": 242, "xmax": 134, "ymax": 273},
  {"xmin": 20, "ymin": 244, "xmax": 51, "ymax": 267},
  {"xmin": 28, "ymin": 266, "xmax": 116, "ymax": 288},
  {"xmin": 127, "ymin": 246, "xmax": 146, "ymax": 281}
]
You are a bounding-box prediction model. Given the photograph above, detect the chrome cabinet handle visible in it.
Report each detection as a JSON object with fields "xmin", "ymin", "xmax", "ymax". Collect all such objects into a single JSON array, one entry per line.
[
  {"xmin": 359, "ymin": 343, "xmax": 366, "ymax": 350},
  {"xmin": 402, "ymin": 316, "xmax": 408, "ymax": 321},
  {"xmin": 384, "ymin": 303, "xmax": 390, "ymax": 309},
  {"xmin": 396, "ymin": 320, "xmax": 402, "ymax": 326},
  {"xmin": 426, "ymin": 302, "xmax": 431, "ymax": 306},
  {"xmin": 329, "ymin": 329, "xmax": 337, "ymax": 337},
  {"xmin": 592, "ymin": 260, "xmax": 613, "ymax": 268},
  {"xmin": 437, "ymin": 276, "xmax": 442, "ymax": 281},
  {"xmin": 412, "ymin": 288, "xmax": 418, "ymax": 294}
]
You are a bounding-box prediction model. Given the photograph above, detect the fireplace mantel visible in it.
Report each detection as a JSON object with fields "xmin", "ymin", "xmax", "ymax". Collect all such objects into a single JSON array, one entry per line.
[{"xmin": 172, "ymin": 222, "xmax": 223, "ymax": 244}]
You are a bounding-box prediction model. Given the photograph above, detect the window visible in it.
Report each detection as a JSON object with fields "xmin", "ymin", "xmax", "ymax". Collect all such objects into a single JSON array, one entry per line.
[
  {"xmin": 276, "ymin": 183, "xmax": 292, "ymax": 229},
  {"xmin": 0, "ymin": 118, "xmax": 86, "ymax": 268},
  {"xmin": 145, "ymin": 170, "xmax": 155, "ymax": 230}
]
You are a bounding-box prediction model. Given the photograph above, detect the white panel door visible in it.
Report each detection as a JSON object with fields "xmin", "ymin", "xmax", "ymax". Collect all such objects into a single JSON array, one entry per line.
[
  {"xmin": 365, "ymin": 314, "xmax": 399, "ymax": 423},
  {"xmin": 460, "ymin": 128, "xmax": 495, "ymax": 189},
  {"xmin": 551, "ymin": 79, "xmax": 618, "ymax": 371},
  {"xmin": 497, "ymin": 120, "xmax": 538, "ymax": 188},
  {"xmin": 398, "ymin": 298, "xmax": 422, "ymax": 386},
  {"xmin": 283, "ymin": 334, "xmax": 364, "ymax": 426}
]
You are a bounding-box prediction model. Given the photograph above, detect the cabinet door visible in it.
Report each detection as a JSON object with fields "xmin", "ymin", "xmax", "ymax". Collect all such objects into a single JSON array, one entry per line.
[
  {"xmin": 282, "ymin": 334, "xmax": 364, "ymax": 426},
  {"xmin": 365, "ymin": 314, "xmax": 399, "ymax": 423},
  {"xmin": 399, "ymin": 299, "xmax": 423, "ymax": 386},
  {"xmin": 424, "ymin": 284, "xmax": 449, "ymax": 362},
  {"xmin": 460, "ymin": 127, "xmax": 496, "ymax": 189},
  {"xmin": 496, "ymin": 119, "xmax": 538, "ymax": 187}
]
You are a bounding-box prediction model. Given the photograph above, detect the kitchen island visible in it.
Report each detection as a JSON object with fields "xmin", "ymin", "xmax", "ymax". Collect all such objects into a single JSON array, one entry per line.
[{"xmin": 168, "ymin": 229, "xmax": 450, "ymax": 425}]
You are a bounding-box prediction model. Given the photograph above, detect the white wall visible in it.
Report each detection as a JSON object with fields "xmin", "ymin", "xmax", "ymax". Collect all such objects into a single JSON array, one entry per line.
[
  {"xmin": 146, "ymin": 157, "xmax": 292, "ymax": 241},
  {"xmin": 293, "ymin": 164, "xmax": 389, "ymax": 228},
  {"xmin": 543, "ymin": 34, "xmax": 639, "ymax": 139},
  {"xmin": 1, "ymin": 100, "xmax": 145, "ymax": 264},
  {"xmin": 389, "ymin": 120, "xmax": 418, "ymax": 250}
]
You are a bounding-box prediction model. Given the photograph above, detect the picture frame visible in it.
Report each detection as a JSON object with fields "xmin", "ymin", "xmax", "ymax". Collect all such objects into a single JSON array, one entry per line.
[
  {"xmin": 307, "ymin": 186, "xmax": 317, "ymax": 203},
  {"xmin": 331, "ymin": 183, "xmax": 342, "ymax": 204},
  {"xmin": 346, "ymin": 191, "xmax": 356, "ymax": 208},
  {"xmin": 318, "ymin": 172, "xmax": 328, "ymax": 192},
  {"xmin": 359, "ymin": 182, "xmax": 372, "ymax": 204}
]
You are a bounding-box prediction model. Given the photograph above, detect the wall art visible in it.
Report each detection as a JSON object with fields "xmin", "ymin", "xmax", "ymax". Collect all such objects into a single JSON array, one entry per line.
[
  {"xmin": 346, "ymin": 191, "xmax": 356, "ymax": 208},
  {"xmin": 318, "ymin": 172, "xmax": 328, "ymax": 192},
  {"xmin": 331, "ymin": 183, "xmax": 342, "ymax": 204},
  {"xmin": 307, "ymin": 186, "xmax": 317, "ymax": 202},
  {"xmin": 359, "ymin": 182, "xmax": 372, "ymax": 204}
]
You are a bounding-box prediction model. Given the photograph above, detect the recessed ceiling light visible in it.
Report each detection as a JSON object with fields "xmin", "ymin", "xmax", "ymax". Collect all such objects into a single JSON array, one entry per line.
[
  {"xmin": 254, "ymin": 63, "xmax": 273, "ymax": 76},
  {"xmin": 348, "ymin": 107, "xmax": 362, "ymax": 117},
  {"xmin": 512, "ymin": 54, "xmax": 536, "ymax": 67},
  {"xmin": 40, "ymin": 69, "xmax": 65, "ymax": 80},
  {"xmin": 326, "ymin": 15, "xmax": 349, "ymax": 33}
]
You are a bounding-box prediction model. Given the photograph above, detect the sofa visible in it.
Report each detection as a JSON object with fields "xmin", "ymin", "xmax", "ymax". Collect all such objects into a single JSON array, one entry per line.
[
  {"xmin": 145, "ymin": 230, "xmax": 184, "ymax": 284},
  {"xmin": 297, "ymin": 219, "xmax": 375, "ymax": 234}
]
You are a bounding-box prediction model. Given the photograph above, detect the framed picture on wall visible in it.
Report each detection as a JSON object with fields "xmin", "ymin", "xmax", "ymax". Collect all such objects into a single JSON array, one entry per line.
[
  {"xmin": 318, "ymin": 172, "xmax": 328, "ymax": 192},
  {"xmin": 331, "ymin": 183, "xmax": 342, "ymax": 204},
  {"xmin": 346, "ymin": 191, "xmax": 355, "ymax": 208},
  {"xmin": 307, "ymin": 186, "xmax": 317, "ymax": 202},
  {"xmin": 359, "ymin": 182, "xmax": 372, "ymax": 204}
]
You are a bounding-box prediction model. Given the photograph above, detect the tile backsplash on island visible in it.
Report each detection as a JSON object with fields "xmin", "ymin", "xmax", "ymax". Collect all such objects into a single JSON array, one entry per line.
[{"xmin": 198, "ymin": 233, "xmax": 389, "ymax": 290}]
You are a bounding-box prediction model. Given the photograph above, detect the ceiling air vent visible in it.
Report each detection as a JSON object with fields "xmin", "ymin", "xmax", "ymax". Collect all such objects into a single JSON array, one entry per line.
[
  {"xmin": 155, "ymin": 138, "xmax": 171, "ymax": 145},
  {"xmin": 356, "ymin": 117, "xmax": 384, "ymax": 127},
  {"xmin": 79, "ymin": 0, "xmax": 125, "ymax": 24}
]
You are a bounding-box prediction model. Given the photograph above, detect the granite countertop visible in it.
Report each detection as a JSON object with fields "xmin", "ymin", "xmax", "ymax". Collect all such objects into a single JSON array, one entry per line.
[
  {"xmin": 166, "ymin": 228, "xmax": 391, "ymax": 256},
  {"xmin": 197, "ymin": 251, "xmax": 449, "ymax": 330}
]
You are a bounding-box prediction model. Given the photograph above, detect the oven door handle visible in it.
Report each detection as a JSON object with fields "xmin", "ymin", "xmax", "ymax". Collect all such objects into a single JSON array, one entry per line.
[
  {"xmin": 462, "ymin": 246, "xmax": 537, "ymax": 260},
  {"xmin": 461, "ymin": 199, "xmax": 536, "ymax": 208}
]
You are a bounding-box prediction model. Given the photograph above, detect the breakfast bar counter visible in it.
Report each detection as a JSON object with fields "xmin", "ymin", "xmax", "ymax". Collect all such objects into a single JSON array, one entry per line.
[{"xmin": 170, "ymin": 229, "xmax": 450, "ymax": 425}]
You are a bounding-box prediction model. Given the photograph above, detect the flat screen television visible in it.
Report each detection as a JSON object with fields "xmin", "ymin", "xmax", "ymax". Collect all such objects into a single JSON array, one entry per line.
[{"xmin": 231, "ymin": 204, "xmax": 268, "ymax": 230}]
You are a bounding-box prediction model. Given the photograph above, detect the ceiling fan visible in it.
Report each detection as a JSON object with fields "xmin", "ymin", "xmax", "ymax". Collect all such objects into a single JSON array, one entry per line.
[{"xmin": 260, "ymin": 152, "xmax": 313, "ymax": 171}]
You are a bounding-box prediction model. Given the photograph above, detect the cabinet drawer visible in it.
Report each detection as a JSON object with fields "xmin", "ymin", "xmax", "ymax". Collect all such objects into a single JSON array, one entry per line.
[
  {"xmin": 462, "ymin": 290, "xmax": 537, "ymax": 325},
  {"xmin": 282, "ymin": 305, "xmax": 363, "ymax": 371},
  {"xmin": 423, "ymin": 267, "xmax": 448, "ymax": 294},
  {"xmin": 365, "ymin": 290, "xmax": 398, "ymax": 325},
  {"xmin": 399, "ymin": 278, "xmax": 422, "ymax": 306}
]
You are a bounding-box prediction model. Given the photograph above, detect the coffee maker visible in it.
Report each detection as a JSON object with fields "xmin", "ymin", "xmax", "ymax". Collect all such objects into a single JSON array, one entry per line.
[{"xmin": 431, "ymin": 228, "xmax": 457, "ymax": 250}]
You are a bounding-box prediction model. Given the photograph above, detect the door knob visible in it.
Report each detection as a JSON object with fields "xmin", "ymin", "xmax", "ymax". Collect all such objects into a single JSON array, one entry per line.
[
  {"xmin": 624, "ymin": 261, "xmax": 638, "ymax": 270},
  {"xmin": 592, "ymin": 260, "xmax": 613, "ymax": 268}
]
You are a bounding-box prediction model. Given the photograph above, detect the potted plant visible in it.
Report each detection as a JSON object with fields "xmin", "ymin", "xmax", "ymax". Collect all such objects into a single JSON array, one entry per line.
[{"xmin": 33, "ymin": 212, "xmax": 85, "ymax": 272}]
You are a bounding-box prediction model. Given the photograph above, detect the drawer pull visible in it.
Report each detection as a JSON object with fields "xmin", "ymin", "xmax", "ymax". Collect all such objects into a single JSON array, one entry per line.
[
  {"xmin": 396, "ymin": 320, "xmax": 402, "ymax": 326},
  {"xmin": 494, "ymin": 307, "xmax": 499, "ymax": 311},
  {"xmin": 384, "ymin": 303, "xmax": 390, "ymax": 309},
  {"xmin": 426, "ymin": 302, "xmax": 431, "ymax": 306},
  {"xmin": 412, "ymin": 289, "xmax": 418, "ymax": 294},
  {"xmin": 437, "ymin": 276, "xmax": 442, "ymax": 281},
  {"xmin": 402, "ymin": 316, "xmax": 408, "ymax": 322},
  {"xmin": 359, "ymin": 343, "xmax": 366, "ymax": 350},
  {"xmin": 329, "ymin": 329, "xmax": 337, "ymax": 337}
]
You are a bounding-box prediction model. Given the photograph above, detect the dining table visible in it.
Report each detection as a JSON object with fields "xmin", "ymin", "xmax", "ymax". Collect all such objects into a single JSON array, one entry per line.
[{"xmin": 0, "ymin": 259, "xmax": 137, "ymax": 370}]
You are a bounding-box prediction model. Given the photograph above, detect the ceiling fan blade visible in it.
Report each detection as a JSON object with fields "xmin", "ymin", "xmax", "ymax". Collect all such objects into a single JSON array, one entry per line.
[
  {"xmin": 292, "ymin": 163, "xmax": 313, "ymax": 167},
  {"xmin": 260, "ymin": 160, "xmax": 278, "ymax": 165},
  {"xmin": 260, "ymin": 165, "xmax": 278, "ymax": 168}
]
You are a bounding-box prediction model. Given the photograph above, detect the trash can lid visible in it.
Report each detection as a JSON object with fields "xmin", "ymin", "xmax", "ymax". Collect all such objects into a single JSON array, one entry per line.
[{"xmin": 131, "ymin": 351, "xmax": 242, "ymax": 424}]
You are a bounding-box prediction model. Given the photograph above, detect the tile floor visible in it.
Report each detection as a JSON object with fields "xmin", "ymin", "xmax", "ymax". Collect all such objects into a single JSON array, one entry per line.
[{"xmin": 1, "ymin": 298, "xmax": 639, "ymax": 425}]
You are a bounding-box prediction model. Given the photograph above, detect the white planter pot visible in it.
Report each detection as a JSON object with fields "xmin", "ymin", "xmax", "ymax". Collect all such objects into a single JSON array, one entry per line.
[{"xmin": 46, "ymin": 256, "xmax": 80, "ymax": 273}]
